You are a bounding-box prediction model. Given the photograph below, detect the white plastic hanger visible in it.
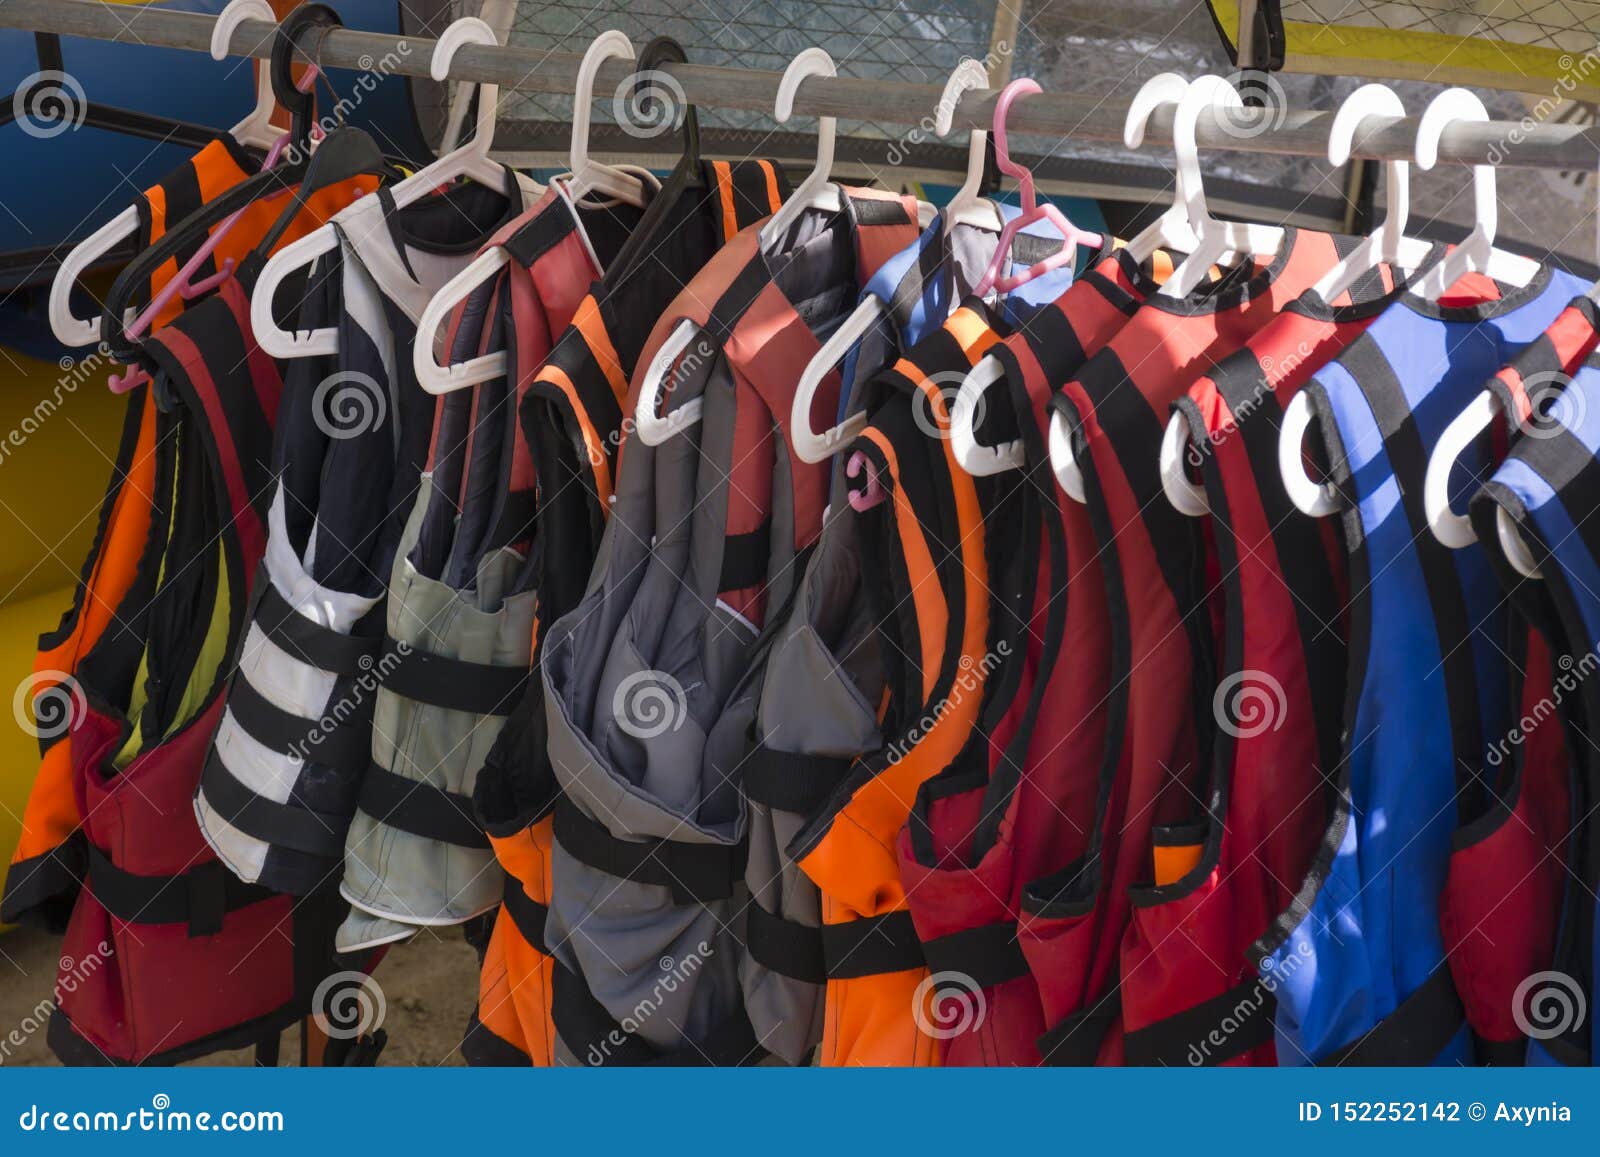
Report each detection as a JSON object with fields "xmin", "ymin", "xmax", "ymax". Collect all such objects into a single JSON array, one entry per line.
[
  {"xmin": 49, "ymin": 0, "xmax": 279, "ymax": 347},
  {"xmin": 561, "ymin": 31, "xmax": 651, "ymax": 206},
  {"xmin": 952, "ymin": 71, "xmax": 1194, "ymax": 480},
  {"xmin": 414, "ymin": 32, "xmax": 664, "ymax": 394},
  {"xmin": 1158, "ymin": 75, "xmax": 1284, "ymax": 300},
  {"xmin": 1409, "ymin": 88, "xmax": 1541, "ymax": 300},
  {"xmin": 790, "ymin": 59, "xmax": 998, "ymax": 465},
  {"xmin": 253, "ymin": 15, "xmax": 518, "ymax": 360},
  {"xmin": 1310, "ymin": 83, "xmax": 1432, "ymax": 303},
  {"xmin": 438, "ymin": 0, "xmax": 514, "ymax": 153},
  {"xmin": 758, "ymin": 48, "xmax": 844, "ymax": 252},
  {"xmin": 636, "ymin": 48, "xmax": 846, "ymax": 448},
  {"xmin": 1161, "ymin": 83, "xmax": 1434, "ymax": 517}
]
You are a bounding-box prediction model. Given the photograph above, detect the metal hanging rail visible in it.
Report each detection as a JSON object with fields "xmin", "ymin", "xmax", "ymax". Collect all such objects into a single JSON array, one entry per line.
[{"xmin": 4, "ymin": 0, "xmax": 1599, "ymax": 173}]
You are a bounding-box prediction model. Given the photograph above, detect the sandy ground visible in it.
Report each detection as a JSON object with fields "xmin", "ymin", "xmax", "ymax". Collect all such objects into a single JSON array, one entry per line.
[{"xmin": 0, "ymin": 923, "xmax": 478, "ymax": 1067}]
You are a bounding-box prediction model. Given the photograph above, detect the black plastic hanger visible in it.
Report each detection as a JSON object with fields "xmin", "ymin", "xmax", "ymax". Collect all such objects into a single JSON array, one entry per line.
[{"xmin": 602, "ymin": 38, "xmax": 704, "ymax": 287}]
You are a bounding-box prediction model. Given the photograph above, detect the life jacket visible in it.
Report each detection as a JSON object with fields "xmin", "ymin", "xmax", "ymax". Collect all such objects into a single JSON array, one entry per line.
[
  {"xmin": 195, "ymin": 169, "xmax": 542, "ymax": 906},
  {"xmin": 3, "ymin": 140, "xmax": 372, "ymax": 931},
  {"xmin": 47, "ymin": 277, "xmax": 353, "ymax": 1064},
  {"xmin": 1116, "ymin": 261, "xmax": 1431, "ymax": 1067},
  {"xmin": 1464, "ymin": 301, "xmax": 1600, "ymax": 1066},
  {"xmin": 331, "ymin": 176, "xmax": 641, "ymax": 953},
  {"xmin": 1260, "ymin": 265, "xmax": 1587, "ymax": 1065},
  {"xmin": 1023, "ymin": 230, "xmax": 1350, "ymax": 1065},
  {"xmin": 461, "ymin": 160, "xmax": 787, "ymax": 1066},
  {"xmin": 538, "ymin": 187, "xmax": 919, "ymax": 1065},
  {"xmin": 717, "ymin": 212, "xmax": 1077, "ymax": 1065},
  {"xmin": 889, "ymin": 241, "xmax": 1181, "ymax": 1066}
]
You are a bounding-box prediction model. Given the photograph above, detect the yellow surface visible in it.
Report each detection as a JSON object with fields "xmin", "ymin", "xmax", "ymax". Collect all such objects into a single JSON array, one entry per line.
[{"xmin": 0, "ymin": 347, "xmax": 131, "ymax": 883}]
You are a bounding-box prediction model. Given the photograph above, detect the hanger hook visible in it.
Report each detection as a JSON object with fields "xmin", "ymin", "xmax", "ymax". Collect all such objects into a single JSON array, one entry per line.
[
  {"xmin": 431, "ymin": 15, "xmax": 501, "ymax": 154},
  {"xmin": 571, "ymin": 30, "xmax": 636, "ymax": 173},
  {"xmin": 270, "ymin": 2, "xmax": 340, "ymax": 137},
  {"xmin": 211, "ymin": 0, "xmax": 274, "ymax": 61},
  {"xmin": 1170, "ymin": 75, "xmax": 1243, "ymax": 227},
  {"xmin": 1124, "ymin": 72, "xmax": 1190, "ymax": 149},
  {"xmin": 775, "ymin": 46, "xmax": 836, "ymax": 124},
  {"xmin": 990, "ymin": 78, "xmax": 1041, "ymax": 190},
  {"xmin": 1415, "ymin": 87, "xmax": 1496, "ymax": 243},
  {"xmin": 631, "ymin": 36, "xmax": 698, "ymax": 158},
  {"xmin": 936, "ymin": 58, "xmax": 988, "ymax": 137}
]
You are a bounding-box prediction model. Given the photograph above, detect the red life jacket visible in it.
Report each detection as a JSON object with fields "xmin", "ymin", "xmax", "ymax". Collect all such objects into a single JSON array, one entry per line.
[
  {"xmin": 1023, "ymin": 231, "xmax": 1346, "ymax": 1064},
  {"xmin": 50, "ymin": 280, "xmax": 358, "ymax": 1065}
]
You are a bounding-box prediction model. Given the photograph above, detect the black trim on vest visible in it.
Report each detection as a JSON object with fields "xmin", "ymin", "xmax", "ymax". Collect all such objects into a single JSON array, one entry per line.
[
  {"xmin": 1037, "ymin": 989, "xmax": 1121, "ymax": 1065},
  {"xmin": 744, "ymin": 900, "xmax": 826, "ymax": 985},
  {"xmin": 742, "ymin": 745, "xmax": 853, "ymax": 815},
  {"xmin": 502, "ymin": 198, "xmax": 578, "ymax": 268},
  {"xmin": 501, "ymin": 871, "xmax": 549, "ymax": 951},
  {"xmin": 1320, "ymin": 964, "xmax": 1465, "ymax": 1066},
  {"xmin": 848, "ymin": 197, "xmax": 913, "ymax": 227},
  {"xmin": 358, "ymin": 762, "xmax": 490, "ymax": 849},
  {"xmin": 1122, "ymin": 975, "xmax": 1276, "ymax": 1066},
  {"xmin": 253, "ymin": 579, "xmax": 382, "ymax": 676},
  {"xmin": 461, "ymin": 1011, "xmax": 532, "ymax": 1066},
  {"xmin": 224, "ymin": 673, "xmax": 372, "ymax": 772},
  {"xmin": 552, "ymin": 796, "xmax": 746, "ymax": 906},
  {"xmin": 819, "ymin": 909, "xmax": 924, "ymax": 979},
  {"xmin": 200, "ymin": 755, "xmax": 351, "ymax": 859},
  {"xmin": 920, "ymin": 920, "xmax": 1030, "ymax": 991},
  {"xmin": 550, "ymin": 962, "xmax": 767, "ymax": 1066},
  {"xmin": 86, "ymin": 843, "xmax": 275, "ymax": 937},
  {"xmin": 718, "ymin": 516, "xmax": 772, "ymax": 593},
  {"xmin": 378, "ymin": 639, "xmax": 528, "ymax": 717}
]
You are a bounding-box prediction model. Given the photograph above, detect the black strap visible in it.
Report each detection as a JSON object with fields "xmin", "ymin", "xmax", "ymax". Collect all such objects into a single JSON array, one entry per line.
[
  {"xmin": 357, "ymin": 762, "xmax": 490, "ymax": 849},
  {"xmin": 847, "ymin": 195, "xmax": 913, "ymax": 226},
  {"xmin": 1320, "ymin": 964, "xmax": 1465, "ymax": 1066},
  {"xmin": 502, "ymin": 199, "xmax": 578, "ymax": 268},
  {"xmin": 500, "ymin": 872, "xmax": 549, "ymax": 952},
  {"xmin": 742, "ymin": 745, "xmax": 852, "ymax": 816},
  {"xmin": 921, "ymin": 920, "xmax": 1030, "ymax": 991},
  {"xmin": 718, "ymin": 518, "xmax": 771, "ymax": 593},
  {"xmin": 1037, "ymin": 989, "xmax": 1121, "ymax": 1065},
  {"xmin": 461, "ymin": 1012, "xmax": 532, "ymax": 1067},
  {"xmin": 225, "ymin": 673, "xmax": 372, "ymax": 771},
  {"xmin": 1475, "ymin": 1033, "xmax": 1530, "ymax": 1067},
  {"xmin": 200, "ymin": 754, "xmax": 351, "ymax": 859},
  {"xmin": 550, "ymin": 962, "xmax": 766, "ymax": 1067},
  {"xmin": 552, "ymin": 796, "xmax": 746, "ymax": 906},
  {"xmin": 86, "ymin": 843, "xmax": 276, "ymax": 937},
  {"xmin": 1122, "ymin": 975, "xmax": 1275, "ymax": 1067},
  {"xmin": 254, "ymin": 579, "xmax": 380, "ymax": 677},
  {"xmin": 819, "ymin": 910, "xmax": 924, "ymax": 979},
  {"xmin": 379, "ymin": 639, "xmax": 529, "ymax": 717},
  {"xmin": 745, "ymin": 900, "xmax": 825, "ymax": 985}
]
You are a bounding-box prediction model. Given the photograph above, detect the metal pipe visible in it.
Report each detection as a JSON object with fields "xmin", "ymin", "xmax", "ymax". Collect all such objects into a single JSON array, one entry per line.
[{"xmin": 4, "ymin": 0, "xmax": 1598, "ymax": 172}]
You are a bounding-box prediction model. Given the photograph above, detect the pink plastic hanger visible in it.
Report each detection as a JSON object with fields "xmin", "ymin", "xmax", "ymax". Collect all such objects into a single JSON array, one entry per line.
[
  {"xmin": 109, "ymin": 68, "xmax": 324, "ymax": 394},
  {"xmin": 846, "ymin": 450, "xmax": 886, "ymax": 512},
  {"xmin": 972, "ymin": 78, "xmax": 1103, "ymax": 297}
]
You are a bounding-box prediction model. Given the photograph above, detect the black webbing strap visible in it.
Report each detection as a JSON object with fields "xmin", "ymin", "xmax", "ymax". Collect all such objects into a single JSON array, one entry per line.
[
  {"xmin": 1122, "ymin": 975, "xmax": 1276, "ymax": 1067},
  {"xmin": 378, "ymin": 639, "xmax": 528, "ymax": 717},
  {"xmin": 921, "ymin": 920, "xmax": 1030, "ymax": 991},
  {"xmin": 742, "ymin": 745, "xmax": 853, "ymax": 816},
  {"xmin": 718, "ymin": 518, "xmax": 772, "ymax": 593},
  {"xmin": 819, "ymin": 909, "xmax": 924, "ymax": 979},
  {"xmin": 254, "ymin": 579, "xmax": 380, "ymax": 677},
  {"xmin": 1037, "ymin": 989, "xmax": 1122, "ymax": 1066},
  {"xmin": 357, "ymin": 762, "xmax": 490, "ymax": 849},
  {"xmin": 744, "ymin": 900, "xmax": 825, "ymax": 985},
  {"xmin": 500, "ymin": 871, "xmax": 549, "ymax": 952},
  {"xmin": 1320, "ymin": 964, "xmax": 1466, "ymax": 1066},
  {"xmin": 200, "ymin": 754, "xmax": 351, "ymax": 858},
  {"xmin": 552, "ymin": 796, "xmax": 746, "ymax": 906},
  {"xmin": 225, "ymin": 674, "xmax": 371, "ymax": 771},
  {"xmin": 86, "ymin": 843, "xmax": 276, "ymax": 938},
  {"xmin": 550, "ymin": 963, "xmax": 767, "ymax": 1067}
]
